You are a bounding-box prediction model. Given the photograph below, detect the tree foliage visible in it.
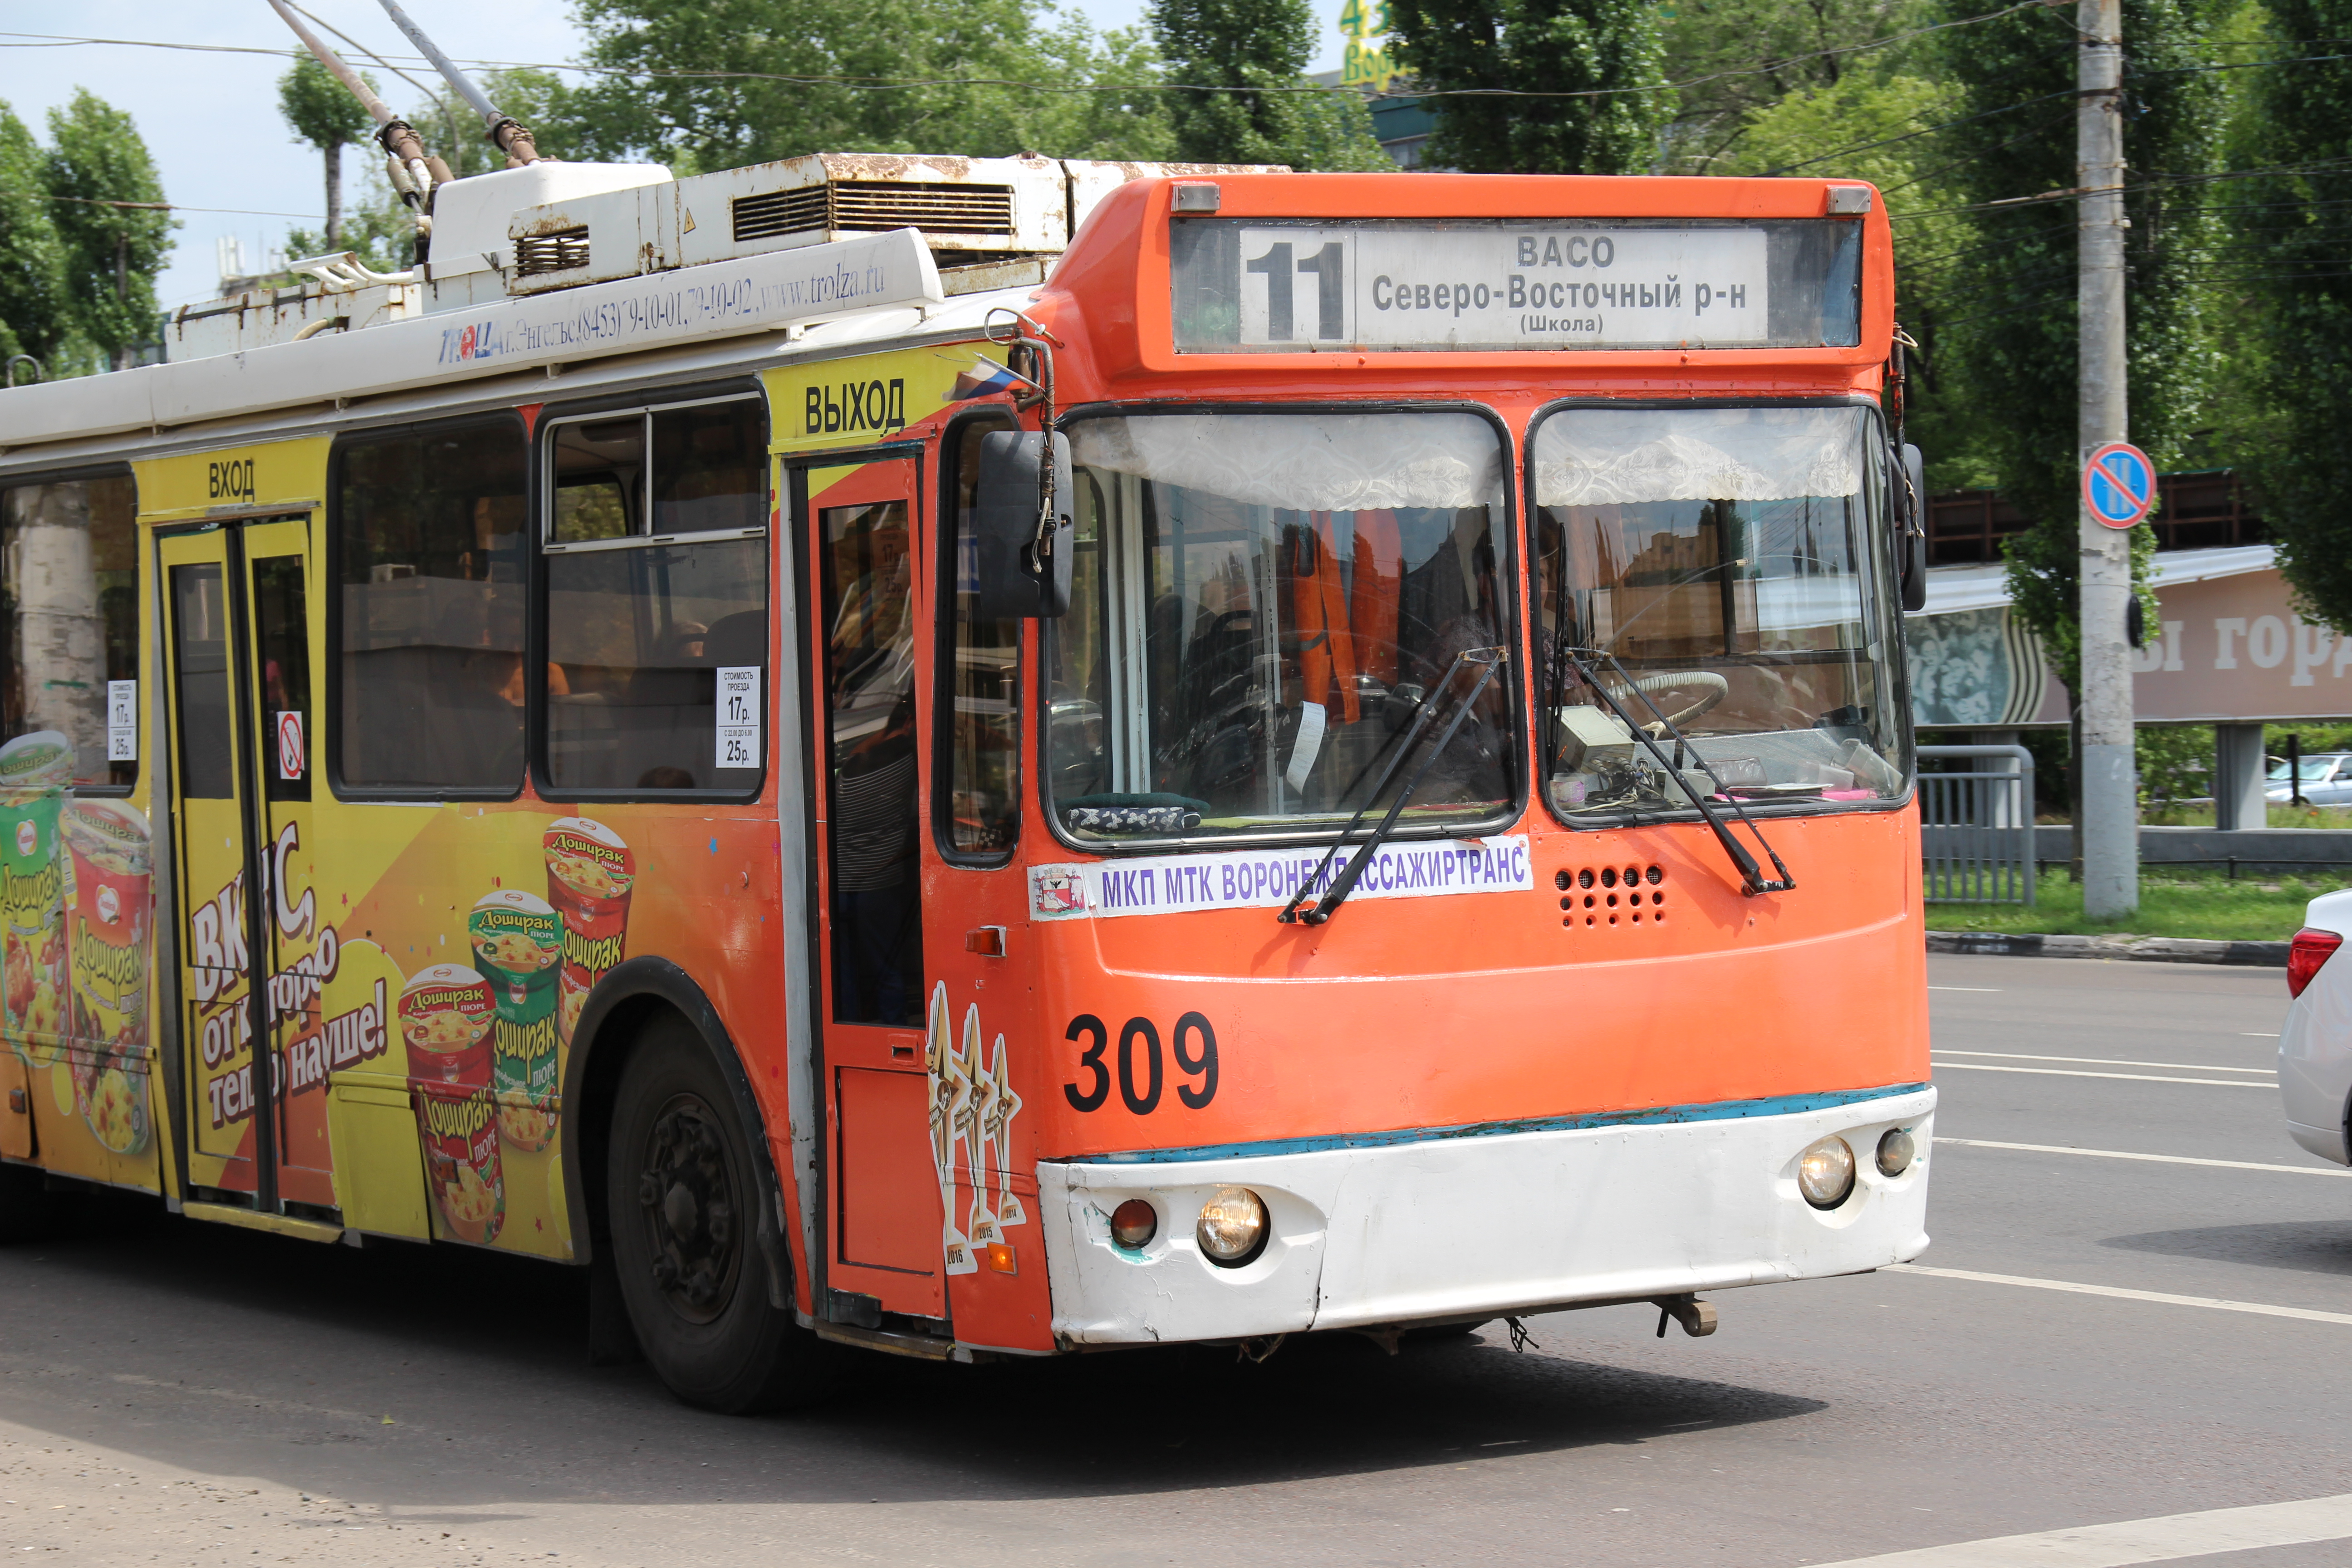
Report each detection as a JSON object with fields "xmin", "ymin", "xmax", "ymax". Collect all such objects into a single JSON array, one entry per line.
[
  {"xmin": 0, "ymin": 91, "xmax": 172, "ymax": 376},
  {"xmin": 0, "ymin": 104, "xmax": 71, "ymax": 371},
  {"xmin": 2237, "ymin": 0, "xmax": 2352, "ymax": 632},
  {"xmin": 1385, "ymin": 0, "xmax": 1675, "ymax": 173},
  {"xmin": 1656, "ymin": 0, "xmax": 1923, "ymax": 172},
  {"xmin": 278, "ymin": 57, "xmax": 378, "ymax": 248},
  {"xmin": 1929, "ymin": 0, "xmax": 2223, "ymax": 692},
  {"xmin": 564, "ymin": 0, "xmax": 1178, "ymax": 171},
  {"xmin": 1152, "ymin": 0, "xmax": 1390, "ymax": 168}
]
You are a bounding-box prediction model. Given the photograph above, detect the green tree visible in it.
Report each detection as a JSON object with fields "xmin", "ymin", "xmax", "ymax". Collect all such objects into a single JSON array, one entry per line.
[
  {"xmin": 1151, "ymin": 0, "xmax": 1390, "ymax": 168},
  {"xmin": 566, "ymin": 0, "xmax": 1176, "ymax": 172},
  {"xmin": 0, "ymin": 103, "xmax": 71, "ymax": 375},
  {"xmin": 40, "ymin": 90, "xmax": 172, "ymax": 372},
  {"xmin": 1930, "ymin": 0, "xmax": 2223, "ymax": 696},
  {"xmin": 2237, "ymin": 0, "xmax": 2352, "ymax": 631},
  {"xmin": 278, "ymin": 57, "xmax": 377, "ymax": 249},
  {"xmin": 1656, "ymin": 0, "xmax": 1926, "ymax": 172},
  {"xmin": 1385, "ymin": 0, "xmax": 1675, "ymax": 173}
]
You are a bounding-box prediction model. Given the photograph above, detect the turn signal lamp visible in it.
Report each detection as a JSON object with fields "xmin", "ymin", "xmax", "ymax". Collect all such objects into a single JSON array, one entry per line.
[
  {"xmin": 1196, "ymin": 1186, "xmax": 1268, "ymax": 1266},
  {"xmin": 1110, "ymin": 1198, "xmax": 1158, "ymax": 1250},
  {"xmin": 1797, "ymin": 1136, "xmax": 1856, "ymax": 1210},
  {"xmin": 2288, "ymin": 927, "xmax": 2342, "ymax": 998},
  {"xmin": 1876, "ymin": 1127, "xmax": 1916, "ymax": 1177}
]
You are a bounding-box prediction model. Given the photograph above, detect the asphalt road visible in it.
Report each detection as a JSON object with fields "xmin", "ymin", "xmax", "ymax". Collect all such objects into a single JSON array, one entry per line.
[{"xmin": 4, "ymin": 954, "xmax": 2349, "ymax": 1568}]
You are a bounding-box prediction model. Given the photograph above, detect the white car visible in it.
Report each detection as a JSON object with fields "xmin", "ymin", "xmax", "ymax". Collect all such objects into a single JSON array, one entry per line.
[
  {"xmin": 2282, "ymin": 890, "xmax": 2352, "ymax": 1164},
  {"xmin": 2267, "ymin": 753, "xmax": 2352, "ymax": 805}
]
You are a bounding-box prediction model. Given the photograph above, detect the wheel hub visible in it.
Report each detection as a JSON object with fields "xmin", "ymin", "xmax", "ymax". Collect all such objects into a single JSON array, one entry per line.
[{"xmin": 637, "ymin": 1096, "xmax": 740, "ymax": 1323}]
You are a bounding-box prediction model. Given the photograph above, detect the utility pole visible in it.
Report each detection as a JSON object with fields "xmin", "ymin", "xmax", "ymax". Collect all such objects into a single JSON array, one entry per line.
[{"xmin": 2077, "ymin": 0, "xmax": 2136, "ymax": 918}]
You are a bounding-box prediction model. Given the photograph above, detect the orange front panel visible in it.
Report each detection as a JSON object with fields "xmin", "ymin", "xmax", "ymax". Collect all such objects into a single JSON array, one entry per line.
[{"xmin": 834, "ymin": 1066, "xmax": 946, "ymax": 1309}]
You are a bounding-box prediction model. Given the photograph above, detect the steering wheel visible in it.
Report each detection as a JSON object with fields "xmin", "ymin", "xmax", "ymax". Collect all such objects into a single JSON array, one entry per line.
[{"xmin": 1601, "ymin": 670, "xmax": 1730, "ymax": 731}]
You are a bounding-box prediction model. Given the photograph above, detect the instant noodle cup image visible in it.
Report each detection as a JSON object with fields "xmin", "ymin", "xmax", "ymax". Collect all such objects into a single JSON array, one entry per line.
[
  {"xmin": 470, "ymin": 890, "xmax": 563, "ymax": 1152},
  {"xmin": 62, "ymin": 799, "xmax": 151, "ymax": 1061},
  {"xmin": 0, "ymin": 733, "xmax": 71, "ymax": 1063},
  {"xmin": 414, "ymin": 1080, "xmax": 505, "ymax": 1245},
  {"xmin": 543, "ymin": 818, "xmax": 632, "ymax": 1048},
  {"xmin": 398, "ymin": 964, "xmax": 495, "ymax": 1088}
]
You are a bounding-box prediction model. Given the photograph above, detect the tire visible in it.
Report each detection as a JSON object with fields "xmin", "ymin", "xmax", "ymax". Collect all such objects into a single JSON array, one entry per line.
[
  {"xmin": 0, "ymin": 1161, "xmax": 58, "ymax": 1244},
  {"xmin": 604, "ymin": 1014, "xmax": 833, "ymax": 1413}
]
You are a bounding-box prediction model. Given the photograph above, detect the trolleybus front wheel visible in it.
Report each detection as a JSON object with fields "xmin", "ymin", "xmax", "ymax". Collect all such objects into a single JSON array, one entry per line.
[
  {"xmin": 0, "ymin": 1161, "xmax": 56, "ymax": 1244},
  {"xmin": 605, "ymin": 1017, "xmax": 831, "ymax": 1414}
]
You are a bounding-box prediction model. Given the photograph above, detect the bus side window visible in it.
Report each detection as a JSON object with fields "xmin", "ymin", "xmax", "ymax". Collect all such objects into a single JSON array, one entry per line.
[
  {"xmin": 542, "ymin": 396, "xmax": 768, "ymax": 795},
  {"xmin": 941, "ymin": 415, "xmax": 1022, "ymax": 859},
  {"xmin": 332, "ymin": 418, "xmax": 528, "ymax": 796},
  {"xmin": 1, "ymin": 475, "xmax": 140, "ymax": 791}
]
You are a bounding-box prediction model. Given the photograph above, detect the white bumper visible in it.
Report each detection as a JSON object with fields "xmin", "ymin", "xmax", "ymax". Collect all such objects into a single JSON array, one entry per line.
[
  {"xmin": 1038, "ymin": 1086, "xmax": 1935, "ymax": 1345},
  {"xmin": 2282, "ymin": 987, "xmax": 2352, "ymax": 1165}
]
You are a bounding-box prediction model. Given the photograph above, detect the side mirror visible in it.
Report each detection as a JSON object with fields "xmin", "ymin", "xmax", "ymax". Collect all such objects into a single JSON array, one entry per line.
[
  {"xmin": 970, "ymin": 430, "xmax": 1074, "ymax": 620},
  {"xmin": 1897, "ymin": 441, "xmax": 1927, "ymax": 613}
]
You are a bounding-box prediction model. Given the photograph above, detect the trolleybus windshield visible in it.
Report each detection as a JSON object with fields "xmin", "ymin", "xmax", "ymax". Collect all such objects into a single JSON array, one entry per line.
[
  {"xmin": 1533, "ymin": 402, "xmax": 1907, "ymax": 824},
  {"xmin": 1049, "ymin": 410, "xmax": 1516, "ymax": 845}
]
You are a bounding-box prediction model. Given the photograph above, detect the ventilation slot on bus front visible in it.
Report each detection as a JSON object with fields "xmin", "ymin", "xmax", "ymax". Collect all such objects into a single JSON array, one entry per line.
[
  {"xmin": 732, "ymin": 181, "xmax": 1016, "ymax": 242},
  {"xmin": 514, "ymin": 227, "xmax": 590, "ymax": 275}
]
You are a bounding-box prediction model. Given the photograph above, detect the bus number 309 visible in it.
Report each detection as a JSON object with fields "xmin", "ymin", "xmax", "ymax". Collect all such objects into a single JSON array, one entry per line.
[{"xmin": 1064, "ymin": 1013, "xmax": 1218, "ymax": 1114}]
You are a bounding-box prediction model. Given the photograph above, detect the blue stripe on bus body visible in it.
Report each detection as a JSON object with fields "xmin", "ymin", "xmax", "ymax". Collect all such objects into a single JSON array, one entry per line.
[{"xmin": 1078, "ymin": 1083, "xmax": 1934, "ymax": 1166}]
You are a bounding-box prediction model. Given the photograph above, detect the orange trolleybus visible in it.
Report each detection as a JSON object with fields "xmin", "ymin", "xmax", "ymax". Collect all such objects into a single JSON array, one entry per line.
[{"xmin": 0, "ymin": 152, "xmax": 1931, "ymax": 1409}]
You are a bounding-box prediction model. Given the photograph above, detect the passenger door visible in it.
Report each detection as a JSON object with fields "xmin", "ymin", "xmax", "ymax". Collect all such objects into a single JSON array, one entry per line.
[
  {"xmin": 158, "ymin": 516, "xmax": 328, "ymax": 1215},
  {"xmin": 797, "ymin": 454, "xmax": 951, "ymax": 1323}
]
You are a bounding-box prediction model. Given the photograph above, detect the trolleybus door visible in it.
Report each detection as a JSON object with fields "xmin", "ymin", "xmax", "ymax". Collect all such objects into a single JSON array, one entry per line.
[
  {"xmin": 157, "ymin": 516, "xmax": 324, "ymax": 1215},
  {"xmin": 799, "ymin": 455, "xmax": 947, "ymax": 1322}
]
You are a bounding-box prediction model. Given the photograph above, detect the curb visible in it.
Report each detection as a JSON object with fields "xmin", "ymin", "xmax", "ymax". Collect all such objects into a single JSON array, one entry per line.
[{"xmin": 1926, "ymin": 930, "xmax": 2289, "ymax": 967}]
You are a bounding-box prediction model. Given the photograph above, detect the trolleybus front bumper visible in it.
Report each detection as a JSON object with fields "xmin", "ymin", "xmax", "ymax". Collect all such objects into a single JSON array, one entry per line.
[{"xmin": 1037, "ymin": 1083, "xmax": 1933, "ymax": 1345}]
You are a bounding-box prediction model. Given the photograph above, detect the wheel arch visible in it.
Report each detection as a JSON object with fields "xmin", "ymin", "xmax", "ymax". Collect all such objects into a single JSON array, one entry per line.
[{"xmin": 558, "ymin": 956, "xmax": 795, "ymax": 1312}]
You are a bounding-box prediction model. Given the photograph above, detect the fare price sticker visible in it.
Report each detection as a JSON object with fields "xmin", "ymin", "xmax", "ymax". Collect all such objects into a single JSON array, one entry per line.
[
  {"xmin": 715, "ymin": 666, "xmax": 762, "ymax": 771},
  {"xmin": 105, "ymin": 679, "xmax": 137, "ymax": 762}
]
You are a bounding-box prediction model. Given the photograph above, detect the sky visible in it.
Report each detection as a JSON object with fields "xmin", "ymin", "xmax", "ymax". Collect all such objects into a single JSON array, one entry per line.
[{"xmin": 0, "ymin": 0, "xmax": 1348, "ymax": 315}]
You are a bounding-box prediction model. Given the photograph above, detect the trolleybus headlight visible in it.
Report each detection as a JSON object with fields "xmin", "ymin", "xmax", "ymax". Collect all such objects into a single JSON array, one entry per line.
[
  {"xmin": 1876, "ymin": 1127, "xmax": 1916, "ymax": 1177},
  {"xmin": 1110, "ymin": 1198, "xmax": 1158, "ymax": 1250},
  {"xmin": 1196, "ymin": 1186, "xmax": 1269, "ymax": 1265},
  {"xmin": 1797, "ymin": 1136, "xmax": 1857, "ymax": 1209}
]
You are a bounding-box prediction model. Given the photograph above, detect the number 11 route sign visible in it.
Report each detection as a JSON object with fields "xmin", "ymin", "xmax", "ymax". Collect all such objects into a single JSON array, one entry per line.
[{"xmin": 2083, "ymin": 440, "xmax": 2156, "ymax": 529}]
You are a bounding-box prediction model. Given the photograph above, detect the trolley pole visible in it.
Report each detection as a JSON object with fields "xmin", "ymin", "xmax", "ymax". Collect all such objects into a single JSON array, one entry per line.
[{"xmin": 2077, "ymin": 0, "xmax": 2136, "ymax": 918}]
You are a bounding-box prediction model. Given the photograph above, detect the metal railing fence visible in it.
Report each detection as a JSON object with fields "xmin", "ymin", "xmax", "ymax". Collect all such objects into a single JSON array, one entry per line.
[{"xmin": 1918, "ymin": 744, "xmax": 2036, "ymax": 906}]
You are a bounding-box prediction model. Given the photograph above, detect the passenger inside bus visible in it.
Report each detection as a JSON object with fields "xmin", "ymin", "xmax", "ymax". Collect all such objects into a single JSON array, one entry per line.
[{"xmin": 1050, "ymin": 411, "xmax": 1515, "ymax": 843}]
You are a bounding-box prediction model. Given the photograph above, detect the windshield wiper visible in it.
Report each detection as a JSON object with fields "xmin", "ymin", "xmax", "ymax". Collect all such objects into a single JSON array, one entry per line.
[
  {"xmin": 1278, "ymin": 646, "xmax": 1504, "ymax": 926},
  {"xmin": 1559, "ymin": 644, "xmax": 1795, "ymax": 897}
]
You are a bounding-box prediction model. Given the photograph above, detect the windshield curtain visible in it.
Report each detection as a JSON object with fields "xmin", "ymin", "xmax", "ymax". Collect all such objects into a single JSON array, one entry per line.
[
  {"xmin": 1049, "ymin": 411, "xmax": 1517, "ymax": 845},
  {"xmin": 1532, "ymin": 403, "xmax": 1908, "ymax": 823}
]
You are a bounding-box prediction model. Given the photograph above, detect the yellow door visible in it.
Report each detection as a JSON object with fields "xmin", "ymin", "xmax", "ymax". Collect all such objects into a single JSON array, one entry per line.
[{"xmin": 157, "ymin": 516, "xmax": 325, "ymax": 1215}]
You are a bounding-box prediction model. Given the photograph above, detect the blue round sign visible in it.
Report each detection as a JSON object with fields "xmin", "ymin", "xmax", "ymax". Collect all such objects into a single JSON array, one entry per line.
[{"xmin": 2082, "ymin": 441, "xmax": 2156, "ymax": 529}]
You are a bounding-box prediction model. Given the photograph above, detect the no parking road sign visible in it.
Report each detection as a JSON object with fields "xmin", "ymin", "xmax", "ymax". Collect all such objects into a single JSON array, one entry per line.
[{"xmin": 2082, "ymin": 440, "xmax": 2156, "ymax": 529}]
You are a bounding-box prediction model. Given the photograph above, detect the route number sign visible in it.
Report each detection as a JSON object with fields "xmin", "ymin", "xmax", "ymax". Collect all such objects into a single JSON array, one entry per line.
[{"xmin": 2083, "ymin": 441, "xmax": 2156, "ymax": 529}]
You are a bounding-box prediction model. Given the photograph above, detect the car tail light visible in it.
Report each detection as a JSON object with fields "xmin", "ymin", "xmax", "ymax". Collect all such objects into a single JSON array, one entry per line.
[{"xmin": 2288, "ymin": 927, "xmax": 2342, "ymax": 998}]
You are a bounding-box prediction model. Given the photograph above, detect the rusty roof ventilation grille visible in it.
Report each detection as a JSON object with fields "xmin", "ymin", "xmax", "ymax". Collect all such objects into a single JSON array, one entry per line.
[
  {"xmin": 514, "ymin": 226, "xmax": 589, "ymax": 276},
  {"xmin": 733, "ymin": 181, "xmax": 1016, "ymax": 244}
]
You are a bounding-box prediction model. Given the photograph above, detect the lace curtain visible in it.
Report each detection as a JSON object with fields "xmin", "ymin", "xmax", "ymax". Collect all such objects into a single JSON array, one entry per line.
[
  {"xmin": 1069, "ymin": 412, "xmax": 1502, "ymax": 513},
  {"xmin": 1534, "ymin": 406, "xmax": 1868, "ymax": 507}
]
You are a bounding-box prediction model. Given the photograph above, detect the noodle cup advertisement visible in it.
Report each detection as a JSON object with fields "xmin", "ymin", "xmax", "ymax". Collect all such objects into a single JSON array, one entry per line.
[
  {"xmin": 469, "ymin": 889, "xmax": 562, "ymax": 1152},
  {"xmin": 543, "ymin": 818, "xmax": 632, "ymax": 1048},
  {"xmin": 399, "ymin": 964, "xmax": 495, "ymax": 1086},
  {"xmin": 0, "ymin": 732, "xmax": 72, "ymax": 1063},
  {"xmin": 61, "ymin": 800, "xmax": 153, "ymax": 1157},
  {"xmin": 402, "ymin": 962, "xmax": 505, "ymax": 1244}
]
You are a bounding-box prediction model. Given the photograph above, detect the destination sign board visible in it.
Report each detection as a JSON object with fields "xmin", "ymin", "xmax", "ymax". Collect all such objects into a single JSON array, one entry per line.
[{"xmin": 1170, "ymin": 218, "xmax": 1861, "ymax": 354}]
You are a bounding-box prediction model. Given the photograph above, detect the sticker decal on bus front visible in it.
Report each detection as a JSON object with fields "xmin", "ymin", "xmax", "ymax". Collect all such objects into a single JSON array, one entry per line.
[{"xmin": 1028, "ymin": 835, "xmax": 1532, "ymax": 920}]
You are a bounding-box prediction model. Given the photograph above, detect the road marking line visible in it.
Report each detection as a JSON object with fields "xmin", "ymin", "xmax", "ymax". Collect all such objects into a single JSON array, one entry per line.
[
  {"xmin": 1934, "ymin": 1049, "xmax": 2274, "ymax": 1074},
  {"xmin": 1804, "ymin": 1489, "xmax": 2352, "ymax": 1566},
  {"xmin": 1936, "ymin": 1137, "xmax": 2352, "ymax": 1177},
  {"xmin": 2240, "ymin": 1031, "xmax": 2280, "ymax": 1038},
  {"xmin": 1930, "ymin": 1062, "xmax": 2272, "ymax": 1088},
  {"xmin": 1928, "ymin": 986, "xmax": 2003, "ymax": 992},
  {"xmin": 1885, "ymin": 1264, "xmax": 2352, "ymax": 1326}
]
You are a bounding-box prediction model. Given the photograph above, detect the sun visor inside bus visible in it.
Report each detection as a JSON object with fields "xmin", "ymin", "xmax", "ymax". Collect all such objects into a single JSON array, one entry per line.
[{"xmin": 970, "ymin": 430, "xmax": 1075, "ymax": 620}]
